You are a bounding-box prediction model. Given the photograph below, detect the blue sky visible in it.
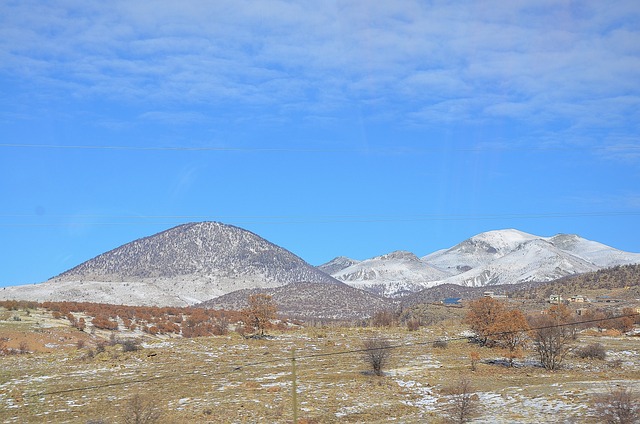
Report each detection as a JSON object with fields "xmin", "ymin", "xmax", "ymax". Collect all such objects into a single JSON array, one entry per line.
[{"xmin": 1, "ymin": 1, "xmax": 639, "ymax": 287}]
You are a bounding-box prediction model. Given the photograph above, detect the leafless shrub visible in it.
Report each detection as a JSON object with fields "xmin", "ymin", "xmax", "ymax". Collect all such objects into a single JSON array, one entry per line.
[
  {"xmin": 371, "ymin": 310, "xmax": 395, "ymax": 327},
  {"xmin": 576, "ymin": 343, "xmax": 607, "ymax": 360},
  {"xmin": 76, "ymin": 339, "xmax": 86, "ymax": 350},
  {"xmin": 593, "ymin": 387, "xmax": 640, "ymax": 424},
  {"xmin": 119, "ymin": 338, "xmax": 142, "ymax": 353},
  {"xmin": 122, "ymin": 393, "xmax": 162, "ymax": 424},
  {"xmin": 433, "ymin": 339, "xmax": 448, "ymax": 349},
  {"xmin": 18, "ymin": 341, "xmax": 29, "ymax": 355},
  {"xmin": 362, "ymin": 336, "xmax": 393, "ymax": 376},
  {"xmin": 406, "ymin": 318, "xmax": 420, "ymax": 331},
  {"xmin": 608, "ymin": 359, "xmax": 623, "ymax": 369},
  {"xmin": 443, "ymin": 377, "xmax": 480, "ymax": 423}
]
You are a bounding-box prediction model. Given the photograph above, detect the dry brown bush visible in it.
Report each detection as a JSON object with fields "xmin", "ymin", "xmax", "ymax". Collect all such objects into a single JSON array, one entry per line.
[
  {"xmin": 122, "ymin": 393, "xmax": 162, "ymax": 424},
  {"xmin": 576, "ymin": 343, "xmax": 607, "ymax": 360},
  {"xmin": 593, "ymin": 387, "xmax": 640, "ymax": 424},
  {"xmin": 442, "ymin": 377, "xmax": 480, "ymax": 423}
]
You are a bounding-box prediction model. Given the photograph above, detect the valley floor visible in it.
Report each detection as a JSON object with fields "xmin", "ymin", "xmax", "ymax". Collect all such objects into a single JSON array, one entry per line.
[{"xmin": 1, "ymin": 309, "xmax": 639, "ymax": 423}]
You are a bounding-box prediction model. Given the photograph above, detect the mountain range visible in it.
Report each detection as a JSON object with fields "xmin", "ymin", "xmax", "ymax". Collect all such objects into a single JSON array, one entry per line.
[
  {"xmin": 1, "ymin": 223, "xmax": 639, "ymax": 310},
  {"xmin": 323, "ymin": 229, "xmax": 640, "ymax": 297}
]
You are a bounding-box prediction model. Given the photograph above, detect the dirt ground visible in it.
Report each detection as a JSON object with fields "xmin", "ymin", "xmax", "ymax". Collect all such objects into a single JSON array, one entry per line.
[{"xmin": 1, "ymin": 308, "xmax": 639, "ymax": 423}]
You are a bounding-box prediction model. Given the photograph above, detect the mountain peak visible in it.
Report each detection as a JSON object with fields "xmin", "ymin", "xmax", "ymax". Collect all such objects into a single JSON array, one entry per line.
[{"xmin": 376, "ymin": 250, "xmax": 420, "ymax": 261}]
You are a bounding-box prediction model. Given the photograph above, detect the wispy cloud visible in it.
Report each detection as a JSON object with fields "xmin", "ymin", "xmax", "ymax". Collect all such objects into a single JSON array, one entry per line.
[{"xmin": 1, "ymin": 0, "xmax": 638, "ymax": 139}]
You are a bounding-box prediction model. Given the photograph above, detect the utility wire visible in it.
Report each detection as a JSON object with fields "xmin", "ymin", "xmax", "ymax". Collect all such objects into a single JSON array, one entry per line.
[
  {"xmin": 22, "ymin": 312, "xmax": 639, "ymax": 399},
  {"xmin": 1, "ymin": 143, "xmax": 638, "ymax": 153},
  {"xmin": 1, "ymin": 211, "xmax": 639, "ymax": 227}
]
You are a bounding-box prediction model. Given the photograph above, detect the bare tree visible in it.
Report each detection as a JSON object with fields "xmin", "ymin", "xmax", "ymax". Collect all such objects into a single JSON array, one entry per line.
[
  {"xmin": 362, "ymin": 336, "xmax": 392, "ymax": 376},
  {"xmin": 444, "ymin": 377, "xmax": 480, "ymax": 423},
  {"xmin": 593, "ymin": 388, "xmax": 640, "ymax": 424},
  {"xmin": 529, "ymin": 313, "xmax": 575, "ymax": 370},
  {"xmin": 122, "ymin": 393, "xmax": 162, "ymax": 424}
]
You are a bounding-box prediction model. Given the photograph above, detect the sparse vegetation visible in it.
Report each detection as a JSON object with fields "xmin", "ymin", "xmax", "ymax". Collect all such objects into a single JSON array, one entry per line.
[
  {"xmin": 0, "ymin": 292, "xmax": 638, "ymax": 422},
  {"xmin": 362, "ymin": 335, "xmax": 393, "ymax": 376},
  {"xmin": 465, "ymin": 297, "xmax": 506, "ymax": 346},
  {"xmin": 443, "ymin": 377, "xmax": 480, "ymax": 423},
  {"xmin": 593, "ymin": 387, "xmax": 640, "ymax": 424},
  {"xmin": 243, "ymin": 293, "xmax": 278, "ymax": 336},
  {"xmin": 576, "ymin": 343, "xmax": 607, "ymax": 360},
  {"xmin": 529, "ymin": 309, "xmax": 576, "ymax": 371},
  {"xmin": 433, "ymin": 339, "xmax": 449, "ymax": 349},
  {"xmin": 122, "ymin": 393, "xmax": 162, "ymax": 424}
]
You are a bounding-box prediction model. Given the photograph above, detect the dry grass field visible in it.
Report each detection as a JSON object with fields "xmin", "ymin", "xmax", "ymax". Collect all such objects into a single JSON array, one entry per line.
[{"xmin": 1, "ymin": 307, "xmax": 639, "ymax": 423}]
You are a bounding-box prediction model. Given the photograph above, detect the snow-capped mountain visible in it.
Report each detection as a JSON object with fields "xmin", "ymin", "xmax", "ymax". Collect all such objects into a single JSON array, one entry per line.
[
  {"xmin": 422, "ymin": 229, "xmax": 539, "ymax": 273},
  {"xmin": 328, "ymin": 229, "xmax": 640, "ymax": 296},
  {"xmin": 2, "ymin": 224, "xmax": 639, "ymax": 306},
  {"xmin": 0, "ymin": 222, "xmax": 338, "ymax": 306},
  {"xmin": 317, "ymin": 256, "xmax": 360, "ymax": 275},
  {"xmin": 436, "ymin": 238, "xmax": 599, "ymax": 287},
  {"xmin": 547, "ymin": 234, "xmax": 640, "ymax": 268},
  {"xmin": 328, "ymin": 251, "xmax": 451, "ymax": 297}
]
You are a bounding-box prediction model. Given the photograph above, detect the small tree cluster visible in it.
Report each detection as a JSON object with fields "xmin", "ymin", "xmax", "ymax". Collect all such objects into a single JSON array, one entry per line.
[
  {"xmin": 243, "ymin": 294, "xmax": 277, "ymax": 336},
  {"xmin": 465, "ymin": 297, "xmax": 529, "ymax": 366},
  {"xmin": 371, "ymin": 310, "xmax": 396, "ymax": 327}
]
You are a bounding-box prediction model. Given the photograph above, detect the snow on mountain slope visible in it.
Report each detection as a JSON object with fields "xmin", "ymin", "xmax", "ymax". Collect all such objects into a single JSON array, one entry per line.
[
  {"xmin": 335, "ymin": 229, "xmax": 640, "ymax": 296},
  {"xmin": 436, "ymin": 239, "xmax": 599, "ymax": 287},
  {"xmin": 331, "ymin": 251, "xmax": 451, "ymax": 297},
  {"xmin": 422, "ymin": 229, "xmax": 539, "ymax": 274},
  {"xmin": 548, "ymin": 234, "xmax": 640, "ymax": 268},
  {"xmin": 317, "ymin": 256, "xmax": 360, "ymax": 275},
  {"xmin": 0, "ymin": 222, "xmax": 338, "ymax": 306}
]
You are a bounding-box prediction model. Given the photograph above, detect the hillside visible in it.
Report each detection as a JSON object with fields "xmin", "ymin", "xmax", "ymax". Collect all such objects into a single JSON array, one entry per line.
[
  {"xmin": 0, "ymin": 222, "xmax": 337, "ymax": 306},
  {"xmin": 198, "ymin": 281, "xmax": 393, "ymax": 320}
]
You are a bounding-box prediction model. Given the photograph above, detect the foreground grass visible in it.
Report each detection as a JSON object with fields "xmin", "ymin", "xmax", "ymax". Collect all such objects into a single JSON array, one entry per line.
[{"xmin": 1, "ymin": 311, "xmax": 639, "ymax": 423}]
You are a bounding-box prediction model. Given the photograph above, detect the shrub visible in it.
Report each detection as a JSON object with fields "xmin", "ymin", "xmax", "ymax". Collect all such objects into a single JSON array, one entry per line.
[
  {"xmin": 362, "ymin": 336, "xmax": 393, "ymax": 376},
  {"xmin": 406, "ymin": 318, "xmax": 420, "ymax": 331},
  {"xmin": 433, "ymin": 339, "xmax": 449, "ymax": 349},
  {"xmin": 120, "ymin": 339, "xmax": 142, "ymax": 353},
  {"xmin": 122, "ymin": 393, "xmax": 162, "ymax": 424},
  {"xmin": 593, "ymin": 388, "xmax": 640, "ymax": 424},
  {"xmin": 371, "ymin": 310, "xmax": 396, "ymax": 327},
  {"xmin": 576, "ymin": 343, "xmax": 607, "ymax": 360},
  {"xmin": 442, "ymin": 377, "xmax": 480, "ymax": 423}
]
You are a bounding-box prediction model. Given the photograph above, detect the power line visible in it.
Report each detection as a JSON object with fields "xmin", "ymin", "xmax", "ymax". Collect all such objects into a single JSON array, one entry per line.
[
  {"xmin": 1, "ymin": 142, "xmax": 638, "ymax": 154},
  {"xmin": 1, "ymin": 211, "xmax": 638, "ymax": 227}
]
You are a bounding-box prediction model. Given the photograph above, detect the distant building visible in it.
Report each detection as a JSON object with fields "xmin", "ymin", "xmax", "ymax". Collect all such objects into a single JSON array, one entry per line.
[
  {"xmin": 568, "ymin": 295, "xmax": 585, "ymax": 303},
  {"xmin": 549, "ymin": 294, "xmax": 563, "ymax": 304},
  {"xmin": 595, "ymin": 296, "xmax": 622, "ymax": 303},
  {"xmin": 442, "ymin": 297, "xmax": 462, "ymax": 306},
  {"xmin": 483, "ymin": 291, "xmax": 507, "ymax": 299}
]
